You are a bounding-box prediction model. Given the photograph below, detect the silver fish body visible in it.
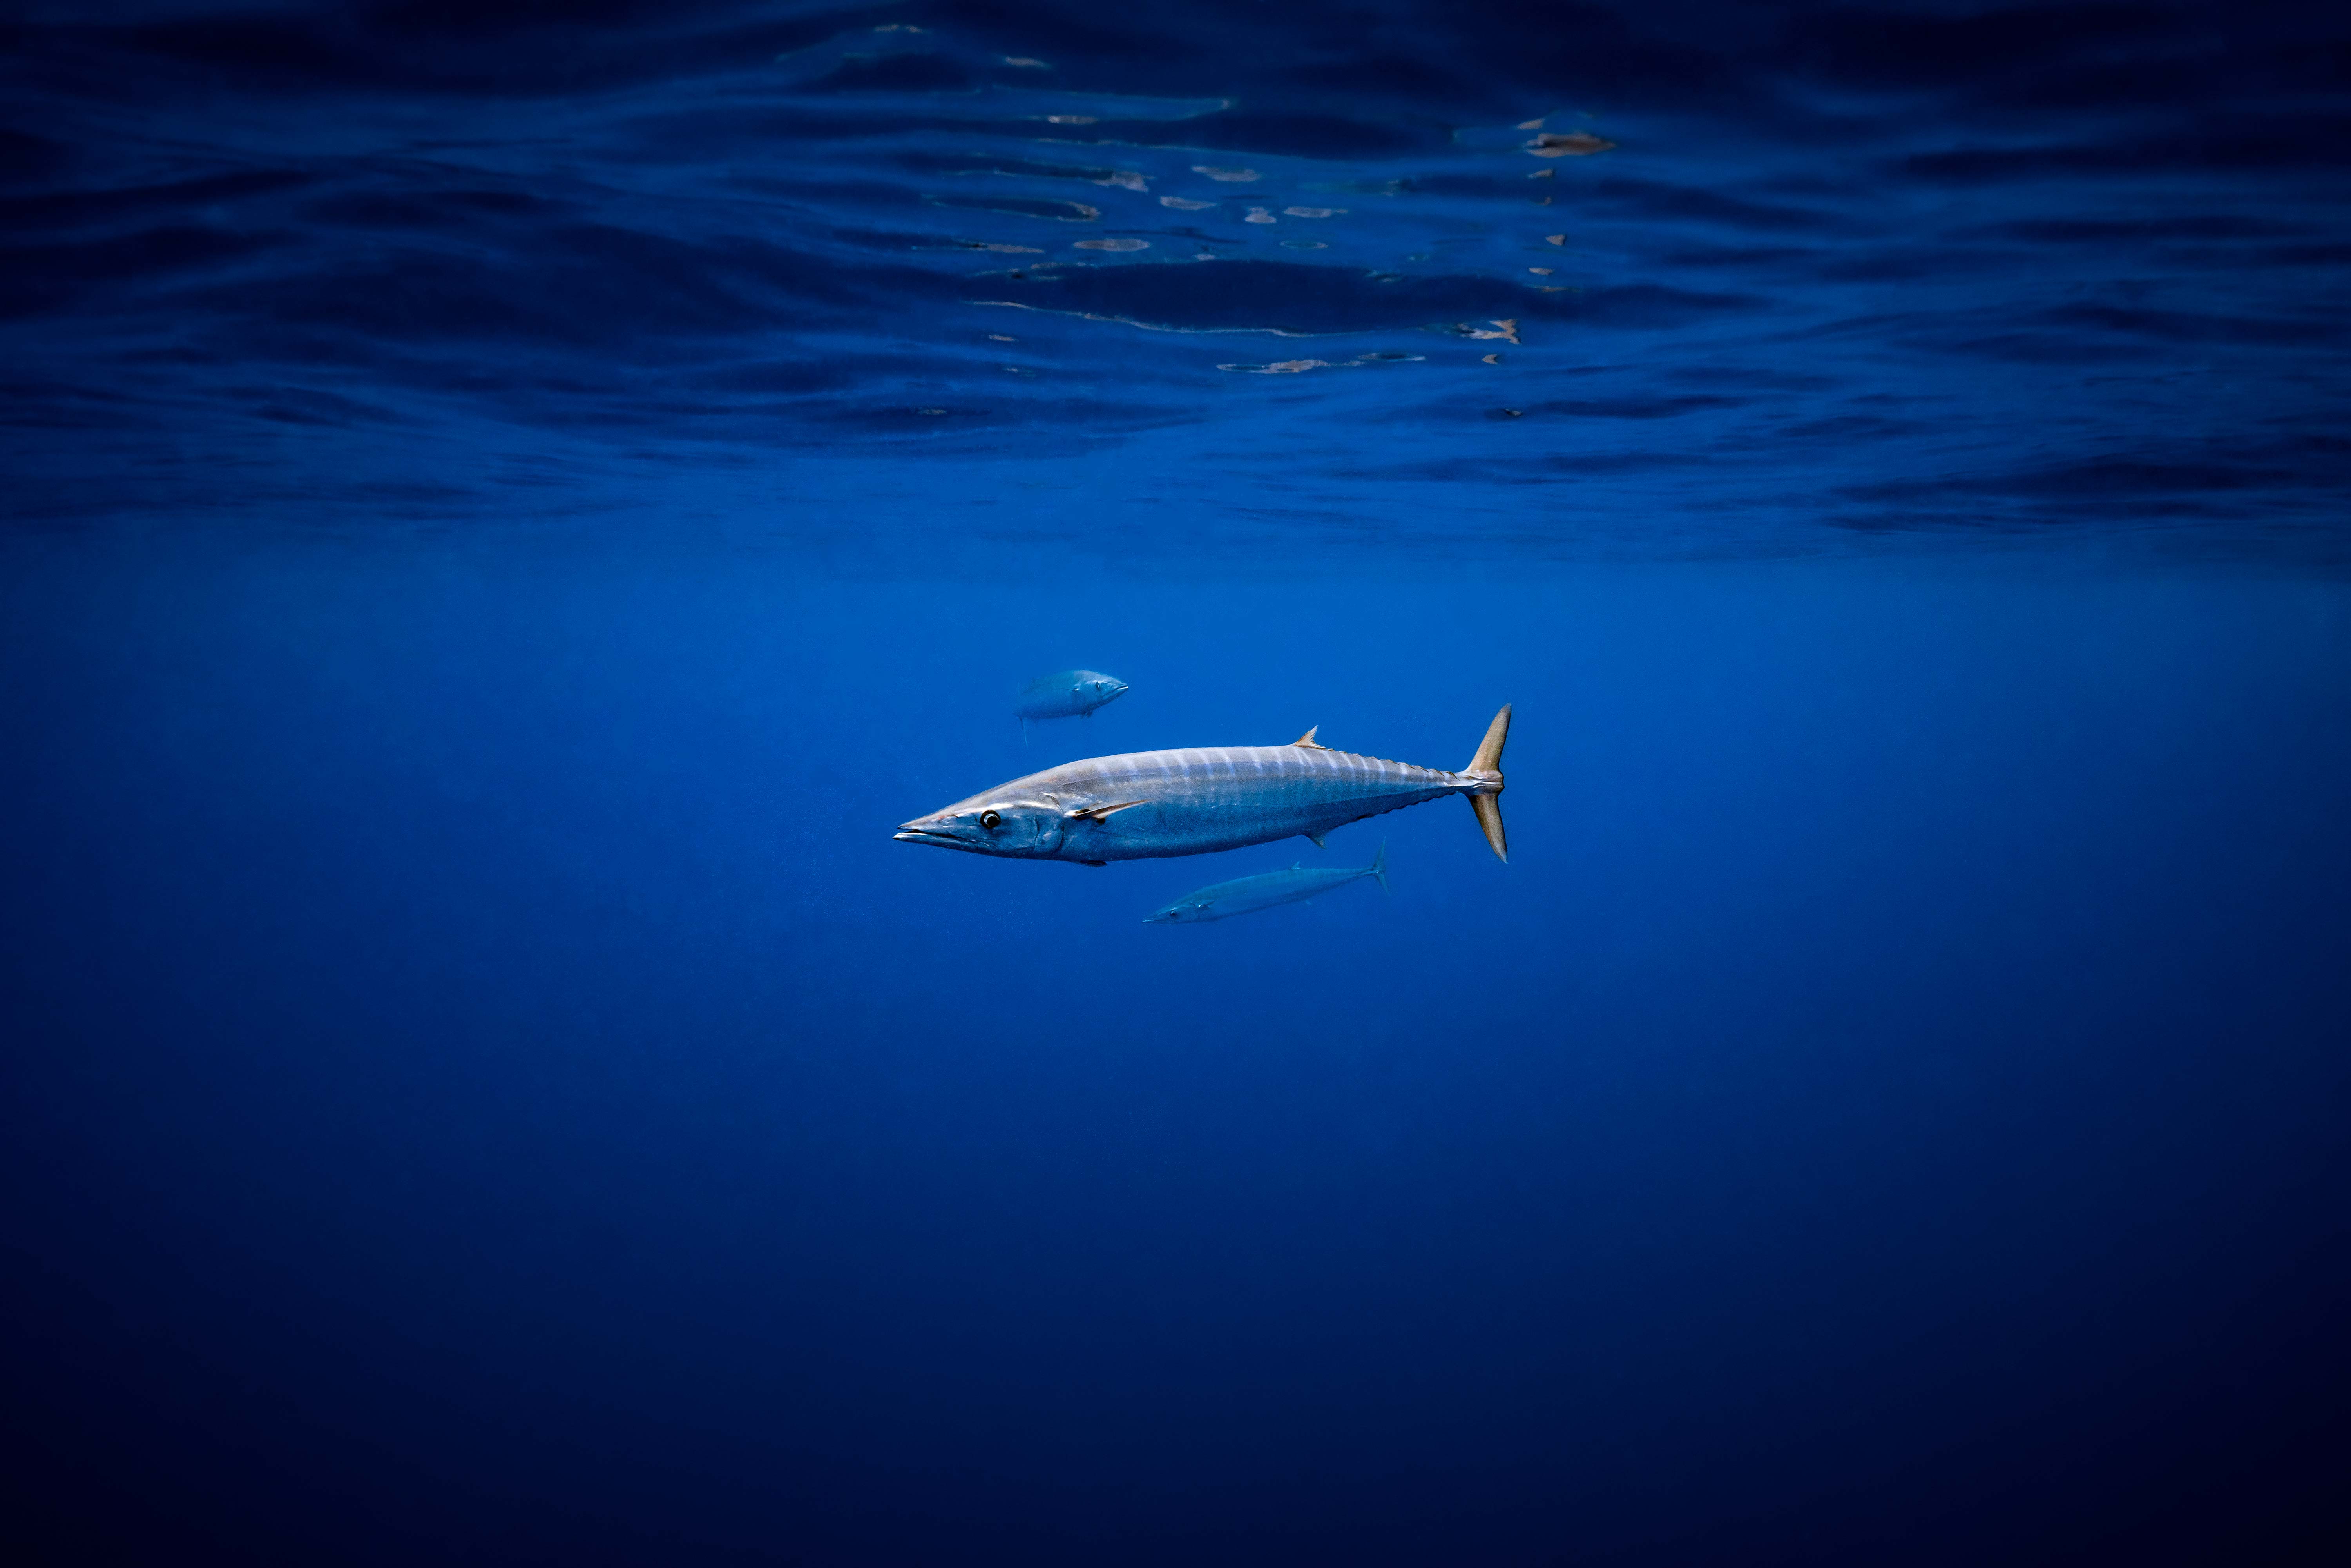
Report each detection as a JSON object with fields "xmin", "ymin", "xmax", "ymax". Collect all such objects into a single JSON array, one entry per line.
[
  {"xmin": 1147, "ymin": 841, "xmax": 1389, "ymax": 923},
  {"xmin": 895, "ymin": 706, "xmax": 1510, "ymax": 865},
  {"xmin": 1014, "ymin": 669, "xmax": 1128, "ymax": 722}
]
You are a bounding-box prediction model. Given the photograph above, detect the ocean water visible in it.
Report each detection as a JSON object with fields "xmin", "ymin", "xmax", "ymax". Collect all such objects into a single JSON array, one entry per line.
[{"xmin": 4, "ymin": 4, "xmax": 2349, "ymax": 1564}]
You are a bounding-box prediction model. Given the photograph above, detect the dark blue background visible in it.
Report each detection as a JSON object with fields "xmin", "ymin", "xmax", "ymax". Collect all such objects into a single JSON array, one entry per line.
[{"xmin": 4, "ymin": 4, "xmax": 2349, "ymax": 1564}]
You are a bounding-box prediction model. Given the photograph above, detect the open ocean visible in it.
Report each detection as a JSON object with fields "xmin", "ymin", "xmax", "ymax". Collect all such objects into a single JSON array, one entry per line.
[{"xmin": 4, "ymin": 4, "xmax": 2348, "ymax": 1564}]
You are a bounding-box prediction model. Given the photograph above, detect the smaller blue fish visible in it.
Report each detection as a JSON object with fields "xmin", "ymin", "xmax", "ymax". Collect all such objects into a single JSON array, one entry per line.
[
  {"xmin": 1016, "ymin": 668, "xmax": 1129, "ymax": 722},
  {"xmin": 1016, "ymin": 668, "xmax": 1128, "ymax": 744},
  {"xmin": 1145, "ymin": 840, "xmax": 1389, "ymax": 924}
]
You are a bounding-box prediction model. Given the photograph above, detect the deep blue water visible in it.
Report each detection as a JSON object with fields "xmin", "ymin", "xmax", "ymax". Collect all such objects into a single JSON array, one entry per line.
[{"xmin": 4, "ymin": 4, "xmax": 2350, "ymax": 1565}]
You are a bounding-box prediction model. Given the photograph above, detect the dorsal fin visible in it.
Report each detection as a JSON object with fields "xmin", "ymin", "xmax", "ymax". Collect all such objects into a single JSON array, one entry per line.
[{"xmin": 1293, "ymin": 726, "xmax": 1328, "ymax": 749}]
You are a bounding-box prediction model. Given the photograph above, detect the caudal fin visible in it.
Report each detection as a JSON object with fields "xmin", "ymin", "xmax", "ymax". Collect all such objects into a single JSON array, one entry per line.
[
  {"xmin": 1369, "ymin": 838, "xmax": 1389, "ymax": 894},
  {"xmin": 1463, "ymin": 704, "xmax": 1509, "ymax": 863}
]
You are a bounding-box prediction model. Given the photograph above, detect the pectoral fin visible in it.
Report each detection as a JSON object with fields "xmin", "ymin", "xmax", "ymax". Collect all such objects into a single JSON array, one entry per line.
[{"xmin": 1068, "ymin": 800, "xmax": 1149, "ymax": 822}]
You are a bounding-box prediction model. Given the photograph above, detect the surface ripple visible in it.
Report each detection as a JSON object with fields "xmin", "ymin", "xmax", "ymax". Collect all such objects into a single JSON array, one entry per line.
[{"xmin": 1, "ymin": 1, "xmax": 2345, "ymax": 560}]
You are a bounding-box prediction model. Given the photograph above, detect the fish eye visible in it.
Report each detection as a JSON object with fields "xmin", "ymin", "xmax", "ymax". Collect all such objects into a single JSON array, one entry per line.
[{"xmin": 980, "ymin": 809, "xmax": 1002, "ymax": 829}]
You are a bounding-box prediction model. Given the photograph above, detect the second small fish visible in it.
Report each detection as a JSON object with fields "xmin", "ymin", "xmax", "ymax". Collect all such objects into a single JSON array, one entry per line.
[
  {"xmin": 1016, "ymin": 670, "xmax": 1129, "ymax": 723},
  {"xmin": 1146, "ymin": 841, "xmax": 1389, "ymax": 924}
]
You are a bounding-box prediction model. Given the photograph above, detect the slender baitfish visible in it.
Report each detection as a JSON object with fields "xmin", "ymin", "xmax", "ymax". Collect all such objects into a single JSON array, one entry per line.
[
  {"xmin": 895, "ymin": 705, "xmax": 1509, "ymax": 865},
  {"xmin": 1146, "ymin": 840, "xmax": 1389, "ymax": 923}
]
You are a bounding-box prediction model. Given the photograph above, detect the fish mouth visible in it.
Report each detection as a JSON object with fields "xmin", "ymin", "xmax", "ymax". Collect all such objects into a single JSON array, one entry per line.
[{"xmin": 894, "ymin": 825, "xmax": 982, "ymax": 852}]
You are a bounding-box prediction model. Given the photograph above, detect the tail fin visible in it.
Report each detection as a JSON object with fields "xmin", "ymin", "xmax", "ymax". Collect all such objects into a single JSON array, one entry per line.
[
  {"xmin": 1463, "ymin": 704, "xmax": 1509, "ymax": 863},
  {"xmin": 1368, "ymin": 838, "xmax": 1389, "ymax": 895}
]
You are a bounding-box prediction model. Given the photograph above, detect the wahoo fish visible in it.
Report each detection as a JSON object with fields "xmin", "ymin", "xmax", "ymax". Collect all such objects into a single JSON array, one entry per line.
[
  {"xmin": 1015, "ymin": 670, "xmax": 1129, "ymax": 722},
  {"xmin": 895, "ymin": 705, "xmax": 1509, "ymax": 865},
  {"xmin": 1147, "ymin": 841, "xmax": 1389, "ymax": 924}
]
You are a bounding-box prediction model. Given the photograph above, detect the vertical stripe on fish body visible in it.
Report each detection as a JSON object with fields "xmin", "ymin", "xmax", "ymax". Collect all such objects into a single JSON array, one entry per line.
[{"xmin": 1038, "ymin": 743, "xmax": 1458, "ymax": 858}]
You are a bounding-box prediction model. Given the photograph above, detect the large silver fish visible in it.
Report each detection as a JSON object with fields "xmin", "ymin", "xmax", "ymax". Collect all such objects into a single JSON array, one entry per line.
[
  {"xmin": 895, "ymin": 705, "xmax": 1509, "ymax": 865},
  {"xmin": 1146, "ymin": 841, "xmax": 1389, "ymax": 923}
]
